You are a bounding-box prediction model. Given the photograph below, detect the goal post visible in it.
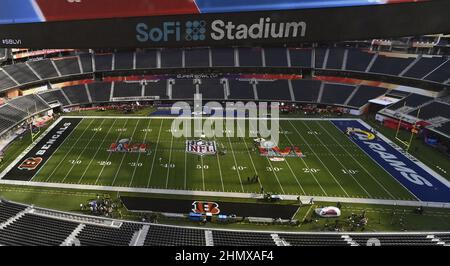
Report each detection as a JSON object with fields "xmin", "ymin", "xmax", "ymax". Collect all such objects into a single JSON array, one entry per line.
[
  {"xmin": 394, "ymin": 103, "xmax": 421, "ymax": 152},
  {"xmin": 27, "ymin": 103, "xmax": 41, "ymax": 143}
]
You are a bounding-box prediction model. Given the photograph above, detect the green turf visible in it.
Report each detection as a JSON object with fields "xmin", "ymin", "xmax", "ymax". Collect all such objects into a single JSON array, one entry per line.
[{"xmin": 28, "ymin": 117, "xmax": 415, "ymax": 201}]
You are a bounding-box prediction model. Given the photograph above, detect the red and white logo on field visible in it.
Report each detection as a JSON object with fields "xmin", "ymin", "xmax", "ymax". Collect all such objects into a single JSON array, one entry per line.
[
  {"xmin": 108, "ymin": 138, "xmax": 148, "ymax": 153},
  {"xmin": 18, "ymin": 157, "xmax": 43, "ymax": 171},
  {"xmin": 192, "ymin": 201, "xmax": 220, "ymax": 215},
  {"xmin": 186, "ymin": 140, "xmax": 217, "ymax": 156}
]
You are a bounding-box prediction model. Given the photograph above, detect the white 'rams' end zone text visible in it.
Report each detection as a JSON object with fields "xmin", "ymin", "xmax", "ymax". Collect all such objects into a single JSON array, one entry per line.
[{"xmin": 363, "ymin": 141, "xmax": 432, "ymax": 187}]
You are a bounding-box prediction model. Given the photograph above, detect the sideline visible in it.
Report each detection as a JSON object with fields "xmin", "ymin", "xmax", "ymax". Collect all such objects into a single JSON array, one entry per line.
[{"xmin": 1, "ymin": 179, "xmax": 450, "ymax": 208}]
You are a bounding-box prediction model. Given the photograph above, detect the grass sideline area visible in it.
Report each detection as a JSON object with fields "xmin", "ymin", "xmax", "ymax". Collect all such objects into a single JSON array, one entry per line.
[
  {"xmin": 0, "ymin": 111, "xmax": 448, "ymax": 232},
  {"xmin": 63, "ymin": 106, "xmax": 156, "ymax": 117}
]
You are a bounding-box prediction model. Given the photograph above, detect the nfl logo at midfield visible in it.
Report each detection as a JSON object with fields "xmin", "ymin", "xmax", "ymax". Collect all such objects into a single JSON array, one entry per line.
[{"xmin": 186, "ymin": 140, "xmax": 217, "ymax": 156}]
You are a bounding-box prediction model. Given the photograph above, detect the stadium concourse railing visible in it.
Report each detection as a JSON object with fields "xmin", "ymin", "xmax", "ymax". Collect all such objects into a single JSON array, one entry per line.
[
  {"xmin": 0, "ymin": 48, "xmax": 449, "ymax": 138},
  {"xmin": 0, "ymin": 48, "xmax": 449, "ymax": 94},
  {"xmin": 0, "ymin": 199, "xmax": 449, "ymax": 246}
]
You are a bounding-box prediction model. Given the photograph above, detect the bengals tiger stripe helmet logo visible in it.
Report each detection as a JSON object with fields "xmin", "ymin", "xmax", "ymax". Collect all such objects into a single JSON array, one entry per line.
[
  {"xmin": 192, "ymin": 201, "xmax": 220, "ymax": 215},
  {"xmin": 18, "ymin": 157, "xmax": 43, "ymax": 171}
]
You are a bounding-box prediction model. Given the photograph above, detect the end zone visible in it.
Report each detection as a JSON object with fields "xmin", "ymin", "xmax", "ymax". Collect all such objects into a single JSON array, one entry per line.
[
  {"xmin": 0, "ymin": 118, "xmax": 82, "ymax": 181},
  {"xmin": 332, "ymin": 119, "xmax": 450, "ymax": 203}
]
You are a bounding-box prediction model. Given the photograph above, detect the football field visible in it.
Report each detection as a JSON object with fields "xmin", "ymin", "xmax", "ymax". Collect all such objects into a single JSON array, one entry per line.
[{"xmin": 7, "ymin": 116, "xmax": 419, "ymax": 201}]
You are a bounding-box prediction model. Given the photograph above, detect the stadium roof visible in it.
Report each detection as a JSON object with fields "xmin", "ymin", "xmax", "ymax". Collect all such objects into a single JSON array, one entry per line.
[{"xmin": 0, "ymin": 0, "xmax": 426, "ymax": 25}]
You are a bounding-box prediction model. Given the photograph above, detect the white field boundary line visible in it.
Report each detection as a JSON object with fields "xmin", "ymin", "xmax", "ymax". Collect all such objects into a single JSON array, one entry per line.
[
  {"xmin": 0, "ymin": 116, "xmax": 64, "ymax": 180},
  {"xmin": 357, "ymin": 119, "xmax": 450, "ymax": 189},
  {"xmin": 60, "ymin": 115, "xmax": 373, "ymax": 121},
  {"xmin": 1, "ymin": 179, "xmax": 450, "ymax": 209}
]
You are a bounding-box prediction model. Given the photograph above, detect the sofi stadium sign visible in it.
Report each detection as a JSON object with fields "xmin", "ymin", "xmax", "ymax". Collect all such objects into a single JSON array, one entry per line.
[
  {"xmin": 1, "ymin": 1, "xmax": 450, "ymax": 48},
  {"xmin": 136, "ymin": 17, "xmax": 306, "ymax": 43}
]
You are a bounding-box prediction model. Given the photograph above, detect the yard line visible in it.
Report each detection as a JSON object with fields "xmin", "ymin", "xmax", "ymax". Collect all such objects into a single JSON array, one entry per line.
[
  {"xmin": 164, "ymin": 133, "xmax": 174, "ymax": 189},
  {"xmin": 235, "ymin": 121, "xmax": 262, "ymax": 188},
  {"xmin": 320, "ymin": 121, "xmax": 396, "ymax": 199},
  {"xmin": 45, "ymin": 119, "xmax": 96, "ymax": 182},
  {"xmin": 147, "ymin": 119, "xmax": 164, "ymax": 188},
  {"xmin": 282, "ymin": 159, "xmax": 306, "ymax": 194},
  {"xmin": 78, "ymin": 119, "xmax": 118, "ymax": 183},
  {"xmin": 226, "ymin": 131, "xmax": 245, "ymax": 193},
  {"xmin": 288, "ymin": 120, "xmax": 349, "ymax": 197},
  {"xmin": 301, "ymin": 121, "xmax": 372, "ymax": 198},
  {"xmin": 245, "ymin": 120, "xmax": 285, "ymax": 194},
  {"xmin": 276, "ymin": 126, "xmax": 309, "ymax": 195},
  {"xmin": 61, "ymin": 119, "xmax": 107, "ymax": 183},
  {"xmin": 200, "ymin": 155, "xmax": 206, "ymax": 191},
  {"xmin": 184, "ymin": 140, "xmax": 187, "ymax": 190},
  {"xmin": 111, "ymin": 119, "xmax": 141, "ymax": 186},
  {"xmin": 213, "ymin": 135, "xmax": 225, "ymax": 192},
  {"xmin": 94, "ymin": 119, "xmax": 130, "ymax": 185},
  {"xmin": 128, "ymin": 119, "xmax": 152, "ymax": 187},
  {"xmin": 262, "ymin": 153, "xmax": 286, "ymax": 194}
]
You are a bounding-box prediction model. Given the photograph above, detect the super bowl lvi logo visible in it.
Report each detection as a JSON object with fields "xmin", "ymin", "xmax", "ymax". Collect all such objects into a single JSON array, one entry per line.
[{"xmin": 18, "ymin": 157, "xmax": 43, "ymax": 171}]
